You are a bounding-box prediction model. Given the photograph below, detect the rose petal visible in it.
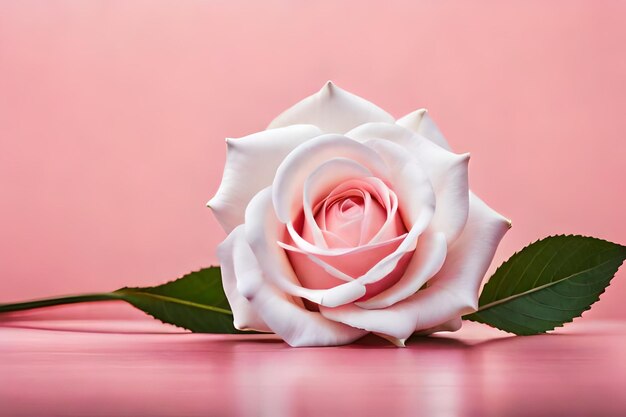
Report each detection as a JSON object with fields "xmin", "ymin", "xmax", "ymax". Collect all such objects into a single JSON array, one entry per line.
[
  {"xmin": 273, "ymin": 134, "xmax": 390, "ymax": 225},
  {"xmin": 246, "ymin": 187, "xmax": 369, "ymax": 308},
  {"xmin": 280, "ymin": 135, "xmax": 435, "ymax": 259},
  {"xmin": 348, "ymin": 123, "xmax": 470, "ymax": 243},
  {"xmin": 396, "ymin": 108, "xmax": 451, "ymax": 150},
  {"xmin": 359, "ymin": 177, "xmax": 403, "ymax": 245},
  {"xmin": 281, "ymin": 206, "xmax": 431, "ymax": 289},
  {"xmin": 224, "ymin": 226, "xmax": 367, "ymax": 347},
  {"xmin": 319, "ymin": 286, "xmax": 463, "ymax": 342},
  {"xmin": 355, "ymin": 231, "xmax": 447, "ymax": 309},
  {"xmin": 319, "ymin": 192, "xmax": 511, "ymax": 341},
  {"xmin": 427, "ymin": 192, "xmax": 512, "ymax": 310},
  {"xmin": 283, "ymin": 233, "xmax": 408, "ymax": 291},
  {"xmin": 362, "ymin": 139, "xmax": 435, "ymax": 227},
  {"xmin": 308, "ymin": 177, "xmax": 402, "ymax": 247},
  {"xmin": 276, "ymin": 138, "xmax": 435, "ymax": 295},
  {"xmin": 217, "ymin": 226, "xmax": 271, "ymax": 332},
  {"xmin": 268, "ymin": 81, "xmax": 394, "ymax": 134},
  {"xmin": 323, "ymin": 195, "xmax": 368, "ymax": 247},
  {"xmin": 413, "ymin": 317, "xmax": 463, "ymax": 336},
  {"xmin": 301, "ymin": 158, "xmax": 373, "ymax": 248},
  {"xmin": 208, "ymin": 124, "xmax": 323, "ymax": 233}
]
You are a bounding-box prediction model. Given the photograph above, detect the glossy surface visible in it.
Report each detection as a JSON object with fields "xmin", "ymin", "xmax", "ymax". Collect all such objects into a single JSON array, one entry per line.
[{"xmin": 2, "ymin": 314, "xmax": 625, "ymax": 417}]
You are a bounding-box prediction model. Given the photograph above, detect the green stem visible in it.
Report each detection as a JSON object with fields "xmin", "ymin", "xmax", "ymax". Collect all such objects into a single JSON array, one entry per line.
[{"xmin": 0, "ymin": 293, "xmax": 121, "ymax": 313}]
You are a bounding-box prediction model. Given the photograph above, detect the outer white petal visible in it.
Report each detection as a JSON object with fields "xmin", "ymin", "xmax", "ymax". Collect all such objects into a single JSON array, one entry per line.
[
  {"xmin": 208, "ymin": 124, "xmax": 323, "ymax": 233},
  {"xmin": 396, "ymin": 109, "xmax": 451, "ymax": 150},
  {"xmin": 227, "ymin": 226, "xmax": 367, "ymax": 347},
  {"xmin": 319, "ymin": 285, "xmax": 463, "ymax": 342},
  {"xmin": 268, "ymin": 81, "xmax": 395, "ymax": 134},
  {"xmin": 374, "ymin": 317, "xmax": 462, "ymax": 346},
  {"xmin": 217, "ymin": 226, "xmax": 270, "ymax": 332},
  {"xmin": 347, "ymin": 123, "xmax": 469, "ymax": 243},
  {"xmin": 319, "ymin": 193, "xmax": 511, "ymax": 341},
  {"xmin": 413, "ymin": 317, "xmax": 463, "ymax": 336},
  {"xmin": 427, "ymin": 192, "xmax": 512, "ymax": 310}
]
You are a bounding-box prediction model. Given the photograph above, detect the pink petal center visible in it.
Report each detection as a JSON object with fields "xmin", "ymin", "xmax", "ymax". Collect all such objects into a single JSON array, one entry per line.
[{"xmin": 287, "ymin": 176, "xmax": 412, "ymax": 302}]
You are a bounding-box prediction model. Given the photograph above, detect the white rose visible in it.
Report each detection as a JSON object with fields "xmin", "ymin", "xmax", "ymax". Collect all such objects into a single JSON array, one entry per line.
[{"xmin": 208, "ymin": 82, "xmax": 510, "ymax": 347}]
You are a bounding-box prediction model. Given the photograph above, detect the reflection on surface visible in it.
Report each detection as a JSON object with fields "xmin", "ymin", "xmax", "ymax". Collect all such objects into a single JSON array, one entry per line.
[{"xmin": 1, "ymin": 319, "xmax": 626, "ymax": 417}]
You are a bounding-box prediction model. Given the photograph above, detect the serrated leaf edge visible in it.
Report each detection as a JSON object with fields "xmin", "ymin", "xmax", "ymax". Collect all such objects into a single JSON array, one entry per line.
[{"xmin": 465, "ymin": 234, "xmax": 626, "ymax": 334}]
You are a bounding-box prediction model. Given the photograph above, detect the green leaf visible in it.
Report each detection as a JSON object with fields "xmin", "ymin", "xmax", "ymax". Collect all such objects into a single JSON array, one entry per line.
[
  {"xmin": 113, "ymin": 267, "xmax": 248, "ymax": 334},
  {"xmin": 0, "ymin": 267, "xmax": 248, "ymax": 334},
  {"xmin": 463, "ymin": 235, "xmax": 626, "ymax": 335}
]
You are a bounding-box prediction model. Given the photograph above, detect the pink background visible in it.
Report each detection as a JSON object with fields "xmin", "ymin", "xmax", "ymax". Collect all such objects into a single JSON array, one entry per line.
[{"xmin": 1, "ymin": 1, "xmax": 625, "ymax": 319}]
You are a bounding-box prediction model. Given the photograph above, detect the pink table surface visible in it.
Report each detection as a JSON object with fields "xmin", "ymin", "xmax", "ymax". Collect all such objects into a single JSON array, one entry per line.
[{"xmin": 1, "ymin": 306, "xmax": 625, "ymax": 417}]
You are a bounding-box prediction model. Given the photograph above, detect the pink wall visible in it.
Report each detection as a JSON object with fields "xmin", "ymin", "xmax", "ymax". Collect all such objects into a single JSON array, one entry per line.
[{"xmin": 1, "ymin": 1, "xmax": 625, "ymax": 319}]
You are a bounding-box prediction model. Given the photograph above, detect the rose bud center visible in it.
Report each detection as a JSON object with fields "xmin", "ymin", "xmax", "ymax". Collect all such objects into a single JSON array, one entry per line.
[{"xmin": 287, "ymin": 178, "xmax": 413, "ymax": 304}]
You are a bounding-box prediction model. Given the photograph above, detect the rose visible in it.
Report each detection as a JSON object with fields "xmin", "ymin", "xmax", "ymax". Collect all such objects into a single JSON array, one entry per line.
[{"xmin": 208, "ymin": 82, "xmax": 511, "ymax": 347}]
